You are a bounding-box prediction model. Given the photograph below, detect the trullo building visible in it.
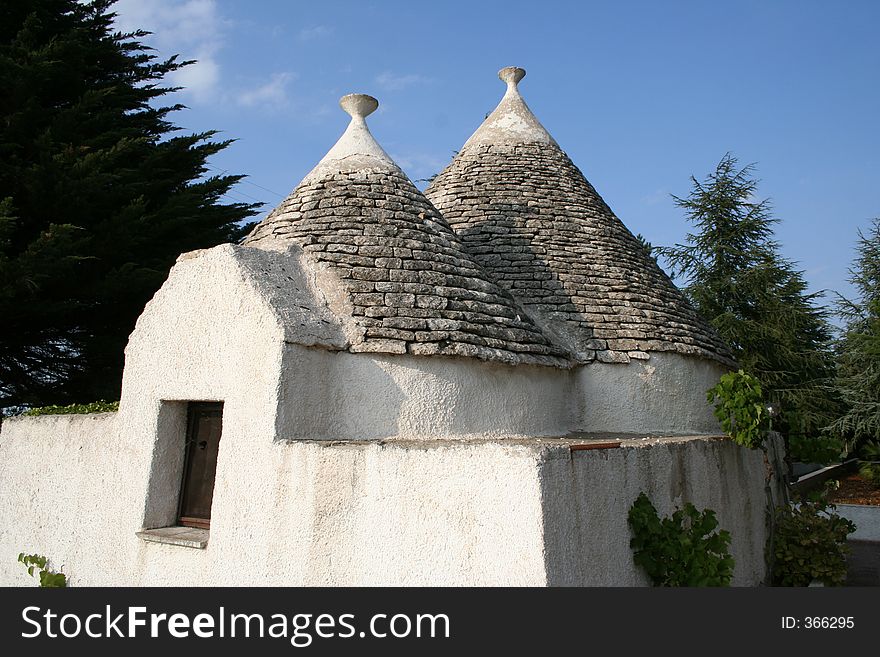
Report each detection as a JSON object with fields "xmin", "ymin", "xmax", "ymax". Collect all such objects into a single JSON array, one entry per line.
[{"xmin": 0, "ymin": 68, "xmax": 783, "ymax": 586}]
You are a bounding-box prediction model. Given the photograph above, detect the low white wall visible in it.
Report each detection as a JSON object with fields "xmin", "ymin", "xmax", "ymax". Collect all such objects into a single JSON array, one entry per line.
[
  {"xmin": 540, "ymin": 435, "xmax": 785, "ymax": 586},
  {"xmin": 0, "ymin": 415, "xmax": 548, "ymax": 586},
  {"xmin": 574, "ymin": 352, "xmax": 727, "ymax": 434},
  {"xmin": 188, "ymin": 439, "xmax": 549, "ymax": 586},
  {"xmin": 0, "ymin": 414, "xmax": 779, "ymax": 586},
  {"xmin": 0, "ymin": 413, "xmax": 125, "ymax": 586}
]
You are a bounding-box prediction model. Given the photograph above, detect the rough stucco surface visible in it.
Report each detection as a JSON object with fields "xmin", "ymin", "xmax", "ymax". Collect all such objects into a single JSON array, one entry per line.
[
  {"xmin": 0, "ymin": 414, "xmax": 779, "ymax": 586},
  {"xmin": 277, "ymin": 345, "xmax": 576, "ymax": 441},
  {"xmin": 539, "ymin": 435, "xmax": 786, "ymax": 586},
  {"xmin": 574, "ymin": 351, "xmax": 727, "ymax": 435},
  {"xmin": 275, "ymin": 348, "xmax": 723, "ymax": 440},
  {"xmin": 0, "ymin": 417, "xmax": 547, "ymax": 586},
  {"xmin": 172, "ymin": 243, "xmax": 349, "ymax": 350},
  {"xmin": 0, "ymin": 413, "xmax": 123, "ymax": 585}
]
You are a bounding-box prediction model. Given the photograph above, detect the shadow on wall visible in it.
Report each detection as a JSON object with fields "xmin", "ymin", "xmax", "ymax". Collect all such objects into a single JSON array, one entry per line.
[
  {"xmin": 539, "ymin": 439, "xmax": 778, "ymax": 586},
  {"xmin": 273, "ymin": 344, "xmax": 575, "ymax": 441},
  {"xmin": 457, "ymin": 215, "xmax": 590, "ymax": 359},
  {"xmin": 276, "ymin": 345, "xmax": 406, "ymax": 441}
]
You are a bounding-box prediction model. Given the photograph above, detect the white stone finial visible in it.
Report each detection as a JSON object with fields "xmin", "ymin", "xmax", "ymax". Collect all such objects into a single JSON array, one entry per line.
[
  {"xmin": 461, "ymin": 67, "xmax": 556, "ymax": 150},
  {"xmin": 498, "ymin": 66, "xmax": 526, "ymax": 93},
  {"xmin": 340, "ymin": 93, "xmax": 378, "ymax": 120},
  {"xmin": 300, "ymin": 92, "xmax": 398, "ymax": 183}
]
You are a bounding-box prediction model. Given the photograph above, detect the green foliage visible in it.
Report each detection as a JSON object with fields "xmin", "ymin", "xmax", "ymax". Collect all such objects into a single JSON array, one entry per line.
[
  {"xmin": 857, "ymin": 440, "xmax": 880, "ymax": 486},
  {"xmin": 18, "ymin": 553, "xmax": 67, "ymax": 587},
  {"xmin": 634, "ymin": 233, "xmax": 657, "ymax": 264},
  {"xmin": 707, "ymin": 369, "xmax": 769, "ymax": 449},
  {"xmin": 658, "ymin": 154, "xmax": 839, "ymax": 454},
  {"xmin": 628, "ymin": 492, "xmax": 734, "ymax": 586},
  {"xmin": 830, "ymin": 220, "xmax": 880, "ymax": 449},
  {"xmin": 772, "ymin": 488, "xmax": 855, "ymax": 587},
  {"xmin": 0, "ymin": 0, "xmax": 259, "ymax": 410},
  {"xmin": 23, "ymin": 399, "xmax": 118, "ymax": 416},
  {"xmin": 788, "ymin": 433, "xmax": 845, "ymax": 465}
]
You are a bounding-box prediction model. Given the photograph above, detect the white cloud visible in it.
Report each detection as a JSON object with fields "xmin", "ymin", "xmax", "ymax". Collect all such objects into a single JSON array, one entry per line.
[
  {"xmin": 298, "ymin": 25, "xmax": 333, "ymax": 41},
  {"xmin": 375, "ymin": 72, "xmax": 430, "ymax": 91},
  {"xmin": 237, "ymin": 72, "xmax": 296, "ymax": 110},
  {"xmin": 112, "ymin": 0, "xmax": 227, "ymax": 102}
]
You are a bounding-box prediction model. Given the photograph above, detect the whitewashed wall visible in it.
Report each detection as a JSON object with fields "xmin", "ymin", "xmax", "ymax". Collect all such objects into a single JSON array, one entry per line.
[
  {"xmin": 278, "ymin": 346, "xmax": 576, "ymax": 441},
  {"xmin": 540, "ymin": 435, "xmax": 785, "ymax": 586},
  {"xmin": 0, "ymin": 416, "xmax": 548, "ymax": 585},
  {"xmin": 574, "ymin": 352, "xmax": 727, "ymax": 435},
  {"xmin": 0, "ymin": 416, "xmax": 779, "ymax": 586}
]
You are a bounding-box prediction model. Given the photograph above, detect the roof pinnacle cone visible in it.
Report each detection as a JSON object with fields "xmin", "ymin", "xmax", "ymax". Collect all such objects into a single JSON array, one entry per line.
[
  {"xmin": 302, "ymin": 93, "xmax": 396, "ymax": 183},
  {"xmin": 461, "ymin": 66, "xmax": 557, "ymax": 149},
  {"xmin": 498, "ymin": 66, "xmax": 526, "ymax": 95},
  {"xmin": 339, "ymin": 93, "xmax": 379, "ymax": 120}
]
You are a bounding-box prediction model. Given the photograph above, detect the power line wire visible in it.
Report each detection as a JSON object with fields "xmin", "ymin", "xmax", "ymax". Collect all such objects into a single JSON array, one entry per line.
[{"xmin": 205, "ymin": 163, "xmax": 285, "ymax": 199}]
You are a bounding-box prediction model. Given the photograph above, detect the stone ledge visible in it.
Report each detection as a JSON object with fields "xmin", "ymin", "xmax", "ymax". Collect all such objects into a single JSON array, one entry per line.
[{"xmin": 136, "ymin": 526, "xmax": 209, "ymax": 549}]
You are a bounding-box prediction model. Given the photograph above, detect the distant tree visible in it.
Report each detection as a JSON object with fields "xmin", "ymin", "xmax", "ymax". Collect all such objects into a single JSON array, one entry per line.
[
  {"xmin": 0, "ymin": 0, "xmax": 259, "ymax": 409},
  {"xmin": 658, "ymin": 154, "xmax": 839, "ymax": 457},
  {"xmin": 830, "ymin": 219, "xmax": 880, "ymax": 447},
  {"xmin": 634, "ymin": 233, "xmax": 657, "ymax": 264}
]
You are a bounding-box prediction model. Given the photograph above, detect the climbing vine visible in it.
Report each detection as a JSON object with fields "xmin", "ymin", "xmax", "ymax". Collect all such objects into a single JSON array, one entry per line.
[
  {"xmin": 628, "ymin": 492, "xmax": 734, "ymax": 586},
  {"xmin": 706, "ymin": 370, "xmax": 769, "ymax": 449},
  {"xmin": 18, "ymin": 553, "xmax": 67, "ymax": 587}
]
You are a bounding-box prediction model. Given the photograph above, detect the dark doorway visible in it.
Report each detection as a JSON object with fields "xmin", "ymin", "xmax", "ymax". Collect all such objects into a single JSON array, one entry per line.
[{"xmin": 178, "ymin": 402, "xmax": 223, "ymax": 529}]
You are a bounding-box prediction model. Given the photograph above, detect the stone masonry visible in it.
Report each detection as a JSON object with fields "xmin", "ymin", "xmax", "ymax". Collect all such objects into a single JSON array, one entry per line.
[
  {"xmin": 426, "ymin": 68, "xmax": 734, "ymax": 366},
  {"xmin": 245, "ymin": 166, "xmax": 569, "ymax": 367}
]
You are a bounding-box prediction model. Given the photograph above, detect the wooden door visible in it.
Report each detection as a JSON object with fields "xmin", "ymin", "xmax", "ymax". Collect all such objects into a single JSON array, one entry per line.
[{"xmin": 178, "ymin": 402, "xmax": 223, "ymax": 529}]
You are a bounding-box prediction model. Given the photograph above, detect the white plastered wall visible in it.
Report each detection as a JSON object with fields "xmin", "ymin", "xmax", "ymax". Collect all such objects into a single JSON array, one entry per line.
[
  {"xmin": 277, "ymin": 346, "xmax": 575, "ymax": 441},
  {"xmin": 0, "ymin": 416, "xmax": 550, "ymax": 585},
  {"xmin": 538, "ymin": 435, "xmax": 784, "ymax": 586},
  {"xmin": 0, "ymin": 416, "xmax": 780, "ymax": 586},
  {"xmin": 574, "ymin": 352, "xmax": 728, "ymax": 434},
  {"xmin": 0, "ymin": 413, "xmax": 122, "ymax": 585}
]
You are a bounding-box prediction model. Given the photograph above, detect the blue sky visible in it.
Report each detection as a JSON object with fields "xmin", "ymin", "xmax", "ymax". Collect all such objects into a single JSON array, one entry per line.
[{"xmin": 112, "ymin": 0, "xmax": 879, "ymax": 311}]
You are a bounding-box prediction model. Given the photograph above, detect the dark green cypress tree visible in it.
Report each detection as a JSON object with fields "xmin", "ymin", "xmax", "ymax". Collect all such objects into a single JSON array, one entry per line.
[
  {"xmin": 0, "ymin": 0, "xmax": 259, "ymax": 409},
  {"xmin": 658, "ymin": 154, "xmax": 839, "ymax": 458}
]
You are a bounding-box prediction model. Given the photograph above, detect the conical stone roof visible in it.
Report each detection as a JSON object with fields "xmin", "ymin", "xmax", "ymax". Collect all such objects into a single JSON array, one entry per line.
[
  {"xmin": 244, "ymin": 93, "xmax": 568, "ymax": 366},
  {"xmin": 425, "ymin": 67, "xmax": 734, "ymax": 366}
]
